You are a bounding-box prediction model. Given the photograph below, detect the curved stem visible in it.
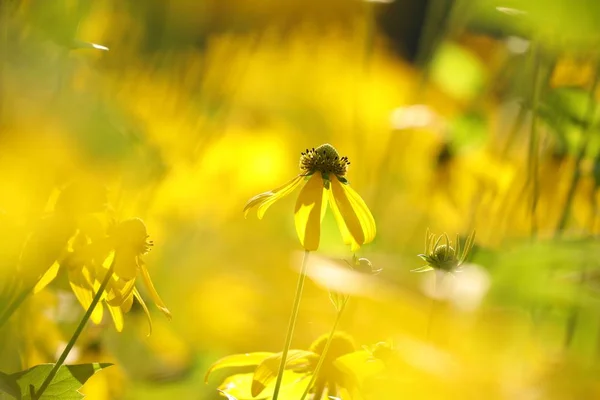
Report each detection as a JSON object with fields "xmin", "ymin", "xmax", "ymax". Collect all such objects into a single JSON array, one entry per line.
[
  {"xmin": 0, "ymin": 283, "xmax": 30, "ymax": 331},
  {"xmin": 33, "ymin": 261, "xmax": 115, "ymax": 400},
  {"xmin": 299, "ymin": 297, "xmax": 348, "ymax": 400},
  {"xmin": 271, "ymin": 250, "xmax": 310, "ymax": 400}
]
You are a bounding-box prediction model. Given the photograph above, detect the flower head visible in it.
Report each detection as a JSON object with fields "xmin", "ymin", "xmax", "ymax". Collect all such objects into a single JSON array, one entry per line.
[
  {"xmin": 205, "ymin": 332, "xmax": 370, "ymax": 400},
  {"xmin": 244, "ymin": 144, "xmax": 376, "ymax": 251},
  {"xmin": 412, "ymin": 229, "xmax": 476, "ymax": 273}
]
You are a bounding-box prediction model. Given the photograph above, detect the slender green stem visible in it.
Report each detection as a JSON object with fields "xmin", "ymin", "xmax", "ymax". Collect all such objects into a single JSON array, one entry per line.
[
  {"xmin": 299, "ymin": 297, "xmax": 348, "ymax": 400},
  {"xmin": 528, "ymin": 42, "xmax": 542, "ymax": 238},
  {"xmin": 271, "ymin": 250, "xmax": 310, "ymax": 400},
  {"xmin": 33, "ymin": 261, "xmax": 115, "ymax": 400},
  {"xmin": 0, "ymin": 284, "xmax": 31, "ymax": 331}
]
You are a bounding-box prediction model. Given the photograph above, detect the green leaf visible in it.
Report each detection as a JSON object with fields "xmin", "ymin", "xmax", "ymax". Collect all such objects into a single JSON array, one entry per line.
[
  {"xmin": 251, "ymin": 350, "xmax": 316, "ymax": 397},
  {"xmin": 6, "ymin": 363, "xmax": 112, "ymax": 400},
  {"xmin": 0, "ymin": 372, "xmax": 18, "ymax": 398},
  {"xmin": 204, "ymin": 353, "xmax": 273, "ymax": 384}
]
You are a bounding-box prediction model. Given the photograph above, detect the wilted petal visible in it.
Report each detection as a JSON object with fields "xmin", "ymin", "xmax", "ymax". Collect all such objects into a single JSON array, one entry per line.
[
  {"xmin": 294, "ymin": 173, "xmax": 327, "ymax": 251},
  {"xmin": 243, "ymin": 175, "xmax": 304, "ymax": 219}
]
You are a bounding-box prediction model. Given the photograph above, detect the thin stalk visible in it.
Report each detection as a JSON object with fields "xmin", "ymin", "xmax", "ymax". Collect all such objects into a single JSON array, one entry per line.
[
  {"xmin": 528, "ymin": 43, "xmax": 542, "ymax": 238},
  {"xmin": 299, "ymin": 297, "xmax": 348, "ymax": 400},
  {"xmin": 271, "ymin": 250, "xmax": 310, "ymax": 400},
  {"xmin": 32, "ymin": 261, "xmax": 115, "ymax": 400},
  {"xmin": 0, "ymin": 284, "xmax": 31, "ymax": 330}
]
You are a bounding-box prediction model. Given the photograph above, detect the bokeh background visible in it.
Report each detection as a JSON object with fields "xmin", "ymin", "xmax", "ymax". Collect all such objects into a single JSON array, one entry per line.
[{"xmin": 2, "ymin": 0, "xmax": 600, "ymax": 398}]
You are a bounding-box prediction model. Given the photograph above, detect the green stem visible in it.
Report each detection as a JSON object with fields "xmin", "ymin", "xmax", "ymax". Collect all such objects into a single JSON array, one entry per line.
[
  {"xmin": 32, "ymin": 261, "xmax": 115, "ymax": 400},
  {"xmin": 299, "ymin": 297, "xmax": 348, "ymax": 400},
  {"xmin": 528, "ymin": 42, "xmax": 542, "ymax": 238},
  {"xmin": 0, "ymin": 284, "xmax": 31, "ymax": 331},
  {"xmin": 271, "ymin": 250, "xmax": 310, "ymax": 400}
]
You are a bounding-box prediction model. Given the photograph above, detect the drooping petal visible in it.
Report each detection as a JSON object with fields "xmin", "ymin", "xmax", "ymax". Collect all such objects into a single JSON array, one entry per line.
[
  {"xmin": 243, "ymin": 175, "xmax": 304, "ymax": 219},
  {"xmin": 33, "ymin": 261, "xmax": 61, "ymax": 294},
  {"xmin": 106, "ymin": 302, "xmax": 124, "ymax": 332},
  {"xmin": 330, "ymin": 177, "xmax": 376, "ymax": 250},
  {"xmin": 68, "ymin": 267, "xmax": 104, "ymax": 324},
  {"xmin": 133, "ymin": 288, "xmax": 153, "ymax": 336},
  {"xmin": 294, "ymin": 172, "xmax": 327, "ymax": 251},
  {"xmin": 113, "ymin": 248, "xmax": 138, "ymax": 280},
  {"xmin": 139, "ymin": 260, "xmax": 172, "ymax": 319},
  {"xmin": 328, "ymin": 189, "xmax": 357, "ymax": 249},
  {"xmin": 205, "ymin": 352, "xmax": 274, "ymax": 384}
]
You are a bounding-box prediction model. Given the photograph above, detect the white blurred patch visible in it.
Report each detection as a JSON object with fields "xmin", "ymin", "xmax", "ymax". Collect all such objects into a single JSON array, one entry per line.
[
  {"xmin": 55, "ymin": 342, "xmax": 80, "ymax": 364},
  {"xmin": 420, "ymin": 264, "xmax": 490, "ymax": 311},
  {"xmin": 390, "ymin": 105, "xmax": 445, "ymax": 132},
  {"xmin": 392, "ymin": 335, "xmax": 460, "ymax": 378},
  {"xmin": 505, "ymin": 36, "xmax": 530, "ymax": 54},
  {"xmin": 496, "ymin": 7, "xmax": 527, "ymax": 16},
  {"xmin": 291, "ymin": 252, "xmax": 394, "ymax": 300}
]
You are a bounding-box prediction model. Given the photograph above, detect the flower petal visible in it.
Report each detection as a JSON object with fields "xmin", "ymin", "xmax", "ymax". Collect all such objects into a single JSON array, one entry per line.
[
  {"xmin": 243, "ymin": 175, "xmax": 304, "ymax": 219},
  {"xmin": 294, "ymin": 173, "xmax": 327, "ymax": 251},
  {"xmin": 106, "ymin": 303, "xmax": 124, "ymax": 332},
  {"xmin": 68, "ymin": 267, "xmax": 104, "ymax": 324},
  {"xmin": 133, "ymin": 288, "xmax": 153, "ymax": 336},
  {"xmin": 328, "ymin": 189, "xmax": 358, "ymax": 250},
  {"xmin": 330, "ymin": 177, "xmax": 376, "ymax": 249},
  {"xmin": 252, "ymin": 350, "xmax": 317, "ymax": 397},
  {"xmin": 205, "ymin": 352, "xmax": 274, "ymax": 384},
  {"xmin": 139, "ymin": 260, "xmax": 172, "ymax": 319},
  {"xmin": 33, "ymin": 261, "xmax": 61, "ymax": 294}
]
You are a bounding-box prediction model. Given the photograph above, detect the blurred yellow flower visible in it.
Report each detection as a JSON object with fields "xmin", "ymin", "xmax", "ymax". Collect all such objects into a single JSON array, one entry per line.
[
  {"xmin": 34, "ymin": 218, "xmax": 171, "ymax": 334},
  {"xmin": 205, "ymin": 332, "xmax": 382, "ymax": 400},
  {"xmin": 244, "ymin": 143, "xmax": 376, "ymax": 251}
]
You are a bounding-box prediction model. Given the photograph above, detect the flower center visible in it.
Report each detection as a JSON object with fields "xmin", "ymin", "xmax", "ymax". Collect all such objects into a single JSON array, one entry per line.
[
  {"xmin": 433, "ymin": 244, "xmax": 455, "ymax": 262},
  {"xmin": 299, "ymin": 144, "xmax": 350, "ymax": 177}
]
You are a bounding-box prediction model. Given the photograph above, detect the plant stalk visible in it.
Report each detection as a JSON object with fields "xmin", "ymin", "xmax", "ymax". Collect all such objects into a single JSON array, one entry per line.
[
  {"xmin": 33, "ymin": 261, "xmax": 115, "ymax": 400},
  {"xmin": 271, "ymin": 250, "xmax": 310, "ymax": 400},
  {"xmin": 299, "ymin": 296, "xmax": 348, "ymax": 400}
]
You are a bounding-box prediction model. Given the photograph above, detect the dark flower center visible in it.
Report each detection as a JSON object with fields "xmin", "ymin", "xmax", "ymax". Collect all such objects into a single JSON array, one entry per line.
[{"xmin": 299, "ymin": 144, "xmax": 350, "ymax": 177}]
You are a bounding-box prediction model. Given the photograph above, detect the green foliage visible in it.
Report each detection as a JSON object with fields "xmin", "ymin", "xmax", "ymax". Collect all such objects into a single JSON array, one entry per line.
[{"xmin": 0, "ymin": 363, "xmax": 112, "ymax": 400}]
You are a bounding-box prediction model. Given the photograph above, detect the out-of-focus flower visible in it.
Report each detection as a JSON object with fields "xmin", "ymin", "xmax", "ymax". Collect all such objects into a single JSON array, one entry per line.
[
  {"xmin": 34, "ymin": 218, "xmax": 171, "ymax": 334},
  {"xmin": 412, "ymin": 229, "xmax": 476, "ymax": 273},
  {"xmin": 205, "ymin": 332, "xmax": 382, "ymax": 400},
  {"xmin": 244, "ymin": 143, "xmax": 376, "ymax": 251}
]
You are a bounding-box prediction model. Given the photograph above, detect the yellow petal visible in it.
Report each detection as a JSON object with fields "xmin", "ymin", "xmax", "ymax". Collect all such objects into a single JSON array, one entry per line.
[
  {"xmin": 330, "ymin": 177, "xmax": 376, "ymax": 250},
  {"xmin": 133, "ymin": 288, "xmax": 153, "ymax": 336},
  {"xmin": 243, "ymin": 175, "xmax": 304, "ymax": 219},
  {"xmin": 68, "ymin": 267, "xmax": 104, "ymax": 324},
  {"xmin": 33, "ymin": 261, "xmax": 60, "ymax": 294},
  {"xmin": 139, "ymin": 261, "xmax": 172, "ymax": 319},
  {"xmin": 107, "ymin": 303, "xmax": 124, "ymax": 332},
  {"xmin": 121, "ymin": 291, "xmax": 134, "ymax": 313},
  {"xmin": 294, "ymin": 173, "xmax": 327, "ymax": 251},
  {"xmin": 252, "ymin": 350, "xmax": 317, "ymax": 397},
  {"xmin": 114, "ymin": 249, "xmax": 138, "ymax": 280},
  {"xmin": 205, "ymin": 352, "xmax": 274, "ymax": 384},
  {"xmin": 106, "ymin": 276, "xmax": 136, "ymax": 307},
  {"xmin": 328, "ymin": 189, "xmax": 358, "ymax": 250}
]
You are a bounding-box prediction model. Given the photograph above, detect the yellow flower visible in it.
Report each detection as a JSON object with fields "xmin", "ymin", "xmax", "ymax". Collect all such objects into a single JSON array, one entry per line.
[
  {"xmin": 205, "ymin": 332, "xmax": 382, "ymax": 400},
  {"xmin": 244, "ymin": 144, "xmax": 376, "ymax": 251},
  {"xmin": 34, "ymin": 218, "xmax": 171, "ymax": 334}
]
